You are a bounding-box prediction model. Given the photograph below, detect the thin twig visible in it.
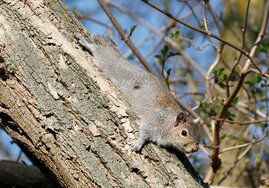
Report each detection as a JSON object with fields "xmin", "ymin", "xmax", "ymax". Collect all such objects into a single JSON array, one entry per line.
[
  {"xmin": 242, "ymin": 0, "xmax": 269, "ymax": 73},
  {"xmin": 108, "ymin": 1, "xmax": 206, "ymax": 77},
  {"xmin": 202, "ymin": 1, "xmax": 223, "ymax": 145},
  {"xmin": 141, "ymin": 0, "xmax": 261, "ymax": 72},
  {"xmin": 209, "ymin": 0, "xmax": 269, "ymax": 180},
  {"xmin": 183, "ymin": 0, "xmax": 202, "ymax": 27},
  {"xmin": 213, "ymin": 117, "xmax": 269, "ymax": 125},
  {"xmin": 177, "ymin": 91, "xmax": 204, "ymax": 98},
  {"xmin": 98, "ymin": 0, "xmax": 155, "ymax": 74},
  {"xmin": 226, "ymin": 0, "xmax": 251, "ymax": 97},
  {"xmin": 205, "ymin": 48, "xmax": 221, "ymax": 103},
  {"xmin": 124, "ymin": 32, "xmax": 157, "ymax": 59},
  {"xmin": 220, "ymin": 134, "xmax": 267, "ymax": 153},
  {"xmin": 74, "ymin": 11, "xmax": 112, "ymax": 29},
  {"xmin": 237, "ymin": 101, "xmax": 268, "ymax": 119},
  {"xmin": 218, "ymin": 133, "xmax": 268, "ymax": 184},
  {"xmin": 246, "ymin": 68, "xmax": 269, "ymax": 78},
  {"xmin": 206, "ymin": 0, "xmax": 222, "ymax": 36},
  {"xmin": 217, "ymin": 144, "xmax": 252, "ymax": 184},
  {"xmin": 199, "ymin": 144, "xmax": 210, "ymax": 156}
]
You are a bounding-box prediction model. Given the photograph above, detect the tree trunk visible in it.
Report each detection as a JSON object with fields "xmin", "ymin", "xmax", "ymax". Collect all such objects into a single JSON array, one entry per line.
[{"xmin": 0, "ymin": 0, "xmax": 207, "ymax": 187}]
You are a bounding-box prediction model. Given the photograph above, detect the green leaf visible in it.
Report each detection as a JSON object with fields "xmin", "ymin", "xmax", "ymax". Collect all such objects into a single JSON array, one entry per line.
[
  {"xmin": 227, "ymin": 111, "xmax": 235, "ymax": 121},
  {"xmin": 176, "ymin": 69, "xmax": 185, "ymax": 76},
  {"xmin": 259, "ymin": 105, "xmax": 265, "ymax": 112},
  {"xmin": 213, "ymin": 67, "xmax": 227, "ymax": 88},
  {"xmin": 213, "ymin": 67, "xmax": 224, "ymax": 77},
  {"xmin": 231, "ymin": 97, "xmax": 238, "ymax": 106},
  {"xmin": 229, "ymin": 72, "xmax": 238, "ymax": 82},
  {"xmin": 169, "ymin": 28, "xmax": 186, "ymax": 48},
  {"xmin": 155, "ymin": 55, "xmax": 161, "ymax": 60},
  {"xmin": 161, "ymin": 45, "xmax": 169, "ymax": 56},
  {"xmin": 258, "ymin": 38, "xmax": 269, "ymax": 53},
  {"xmin": 169, "ymin": 28, "xmax": 181, "ymax": 40},
  {"xmin": 200, "ymin": 19, "xmax": 206, "ymax": 30},
  {"xmin": 169, "ymin": 52, "xmax": 181, "ymax": 57},
  {"xmin": 219, "ymin": 74, "xmax": 227, "ymax": 82},
  {"xmin": 167, "ymin": 68, "xmax": 171, "ymax": 76},
  {"xmin": 129, "ymin": 25, "xmax": 137, "ymax": 37}
]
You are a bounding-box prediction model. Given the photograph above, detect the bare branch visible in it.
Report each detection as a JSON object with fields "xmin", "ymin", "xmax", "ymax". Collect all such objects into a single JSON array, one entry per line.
[
  {"xmin": 141, "ymin": 0, "xmax": 261, "ymax": 72},
  {"xmin": 220, "ymin": 134, "xmax": 267, "ymax": 153},
  {"xmin": 98, "ymin": 0, "xmax": 155, "ymax": 74},
  {"xmin": 108, "ymin": 1, "xmax": 206, "ymax": 77},
  {"xmin": 226, "ymin": 0, "xmax": 251, "ymax": 97},
  {"xmin": 217, "ymin": 144, "xmax": 252, "ymax": 184},
  {"xmin": 242, "ymin": 0, "xmax": 269, "ymax": 73},
  {"xmin": 209, "ymin": 0, "xmax": 269, "ymax": 181},
  {"xmin": 205, "ymin": 0, "xmax": 222, "ymax": 36},
  {"xmin": 213, "ymin": 117, "xmax": 269, "ymax": 126}
]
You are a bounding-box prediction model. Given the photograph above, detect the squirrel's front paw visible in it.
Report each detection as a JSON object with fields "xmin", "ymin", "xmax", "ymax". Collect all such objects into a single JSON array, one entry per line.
[{"xmin": 131, "ymin": 139, "xmax": 145, "ymax": 153}]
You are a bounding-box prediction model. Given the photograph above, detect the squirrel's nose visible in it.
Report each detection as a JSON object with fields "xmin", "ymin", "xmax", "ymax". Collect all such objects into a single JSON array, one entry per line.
[{"xmin": 192, "ymin": 143, "xmax": 199, "ymax": 152}]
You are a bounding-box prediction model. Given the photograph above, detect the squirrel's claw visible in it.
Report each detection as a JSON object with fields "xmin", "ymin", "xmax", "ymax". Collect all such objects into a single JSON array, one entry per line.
[{"xmin": 131, "ymin": 139, "xmax": 145, "ymax": 153}]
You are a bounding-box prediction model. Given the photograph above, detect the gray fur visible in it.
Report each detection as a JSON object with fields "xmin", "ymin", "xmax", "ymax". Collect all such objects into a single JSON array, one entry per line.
[{"xmin": 77, "ymin": 35, "xmax": 199, "ymax": 153}]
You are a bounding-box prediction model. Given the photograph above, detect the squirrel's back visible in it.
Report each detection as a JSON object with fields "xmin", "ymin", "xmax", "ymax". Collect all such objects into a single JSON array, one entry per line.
[{"xmin": 90, "ymin": 43, "xmax": 179, "ymax": 117}]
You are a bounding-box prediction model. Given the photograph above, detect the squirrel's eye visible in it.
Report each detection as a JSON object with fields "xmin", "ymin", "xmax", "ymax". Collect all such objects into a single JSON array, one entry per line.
[{"xmin": 181, "ymin": 130, "xmax": 188, "ymax": 137}]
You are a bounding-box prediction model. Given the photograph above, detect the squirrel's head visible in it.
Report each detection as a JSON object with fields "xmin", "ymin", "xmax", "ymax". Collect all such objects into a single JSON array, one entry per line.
[{"xmin": 170, "ymin": 112, "xmax": 200, "ymax": 153}]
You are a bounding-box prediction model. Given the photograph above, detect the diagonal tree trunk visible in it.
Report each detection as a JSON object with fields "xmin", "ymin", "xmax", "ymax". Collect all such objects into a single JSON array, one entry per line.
[{"xmin": 0, "ymin": 0, "xmax": 207, "ymax": 187}]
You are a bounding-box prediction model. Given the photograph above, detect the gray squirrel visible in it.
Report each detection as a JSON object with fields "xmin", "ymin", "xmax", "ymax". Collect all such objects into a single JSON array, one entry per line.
[{"xmin": 76, "ymin": 34, "xmax": 200, "ymax": 153}]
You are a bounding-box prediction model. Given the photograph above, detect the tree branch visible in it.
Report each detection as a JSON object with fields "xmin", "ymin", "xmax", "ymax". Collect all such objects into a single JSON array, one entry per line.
[
  {"xmin": 213, "ymin": 117, "xmax": 269, "ymax": 125},
  {"xmin": 209, "ymin": 0, "xmax": 269, "ymax": 182},
  {"xmin": 141, "ymin": 0, "xmax": 261, "ymax": 73},
  {"xmin": 98, "ymin": 0, "xmax": 155, "ymax": 74}
]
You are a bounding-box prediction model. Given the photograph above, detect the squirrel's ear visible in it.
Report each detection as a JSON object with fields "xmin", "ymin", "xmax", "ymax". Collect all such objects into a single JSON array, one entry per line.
[{"xmin": 174, "ymin": 112, "xmax": 186, "ymax": 126}]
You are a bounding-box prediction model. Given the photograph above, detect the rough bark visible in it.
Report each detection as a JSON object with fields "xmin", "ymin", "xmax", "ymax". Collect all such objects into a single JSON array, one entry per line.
[{"xmin": 0, "ymin": 0, "xmax": 207, "ymax": 187}]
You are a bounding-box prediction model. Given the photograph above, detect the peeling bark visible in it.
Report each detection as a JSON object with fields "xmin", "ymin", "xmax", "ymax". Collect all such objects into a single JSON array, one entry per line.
[{"xmin": 0, "ymin": 0, "xmax": 207, "ymax": 187}]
